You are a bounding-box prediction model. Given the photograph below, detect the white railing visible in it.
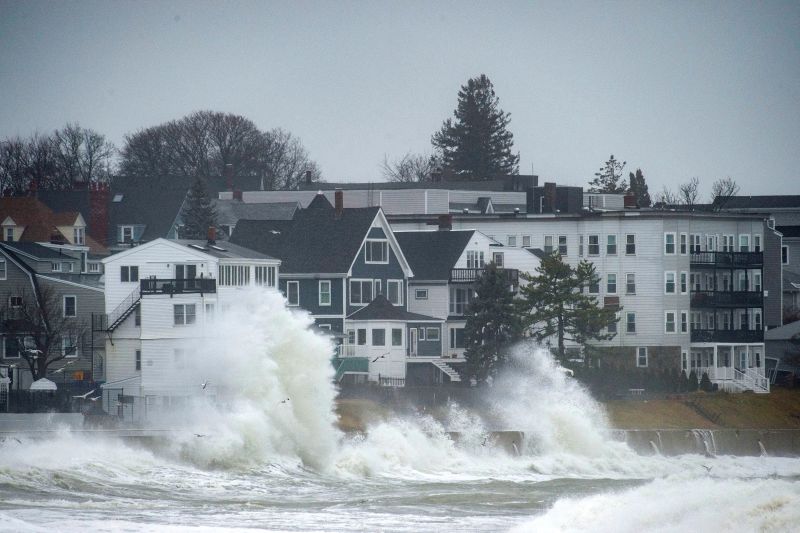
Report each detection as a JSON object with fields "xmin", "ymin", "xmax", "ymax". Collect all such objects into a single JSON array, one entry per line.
[
  {"xmin": 338, "ymin": 344, "xmax": 369, "ymax": 358},
  {"xmin": 698, "ymin": 365, "xmax": 769, "ymax": 393}
]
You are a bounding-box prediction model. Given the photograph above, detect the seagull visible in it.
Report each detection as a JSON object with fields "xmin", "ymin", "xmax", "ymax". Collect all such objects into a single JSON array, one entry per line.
[
  {"xmin": 194, "ymin": 433, "xmax": 207, "ymax": 438},
  {"xmin": 72, "ymin": 389, "xmax": 96, "ymax": 399},
  {"xmin": 702, "ymin": 465, "xmax": 712, "ymax": 473},
  {"xmin": 53, "ymin": 367, "xmax": 66, "ymax": 374},
  {"xmin": 201, "ymin": 381, "xmax": 210, "ymax": 390},
  {"xmin": 88, "ymin": 396, "xmax": 102, "ymax": 402},
  {"xmin": 279, "ymin": 398, "xmax": 290, "ymax": 404},
  {"xmin": 371, "ymin": 354, "xmax": 387, "ymax": 363}
]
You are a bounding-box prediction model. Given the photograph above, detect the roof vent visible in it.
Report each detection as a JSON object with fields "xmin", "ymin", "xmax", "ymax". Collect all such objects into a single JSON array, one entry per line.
[{"xmin": 188, "ymin": 244, "xmax": 208, "ymax": 251}]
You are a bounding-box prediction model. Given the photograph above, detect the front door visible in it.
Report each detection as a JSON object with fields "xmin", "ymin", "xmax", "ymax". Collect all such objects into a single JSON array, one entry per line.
[
  {"xmin": 410, "ymin": 328, "xmax": 418, "ymax": 357},
  {"xmin": 176, "ymin": 264, "xmax": 197, "ymax": 291}
]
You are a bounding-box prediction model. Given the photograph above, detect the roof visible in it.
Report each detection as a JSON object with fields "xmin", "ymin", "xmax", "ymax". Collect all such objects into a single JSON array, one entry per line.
[
  {"xmin": 784, "ymin": 268, "xmax": 800, "ymax": 290},
  {"xmin": 231, "ymin": 194, "xmax": 381, "ymax": 274},
  {"xmin": 777, "ymin": 225, "xmax": 800, "ymax": 238},
  {"xmin": 172, "ymin": 239, "xmax": 275, "ymax": 260},
  {"xmin": 347, "ymin": 295, "xmax": 441, "ymax": 321},
  {"xmin": 526, "ymin": 248, "xmax": 548, "ymax": 260},
  {"xmin": 715, "ymin": 196, "xmax": 800, "ymax": 210},
  {"xmin": 109, "ymin": 178, "xmax": 190, "ymax": 242},
  {"xmin": 298, "ymin": 174, "xmax": 539, "ymax": 192},
  {"xmin": 0, "ymin": 241, "xmax": 72, "ymax": 260},
  {"xmin": 765, "ymin": 320, "xmax": 800, "ymax": 341},
  {"xmin": 394, "ymin": 230, "xmax": 474, "ymax": 280},
  {"xmin": 0, "ymin": 197, "xmax": 79, "ymax": 243},
  {"xmin": 214, "ymin": 200, "xmax": 299, "ymax": 227}
]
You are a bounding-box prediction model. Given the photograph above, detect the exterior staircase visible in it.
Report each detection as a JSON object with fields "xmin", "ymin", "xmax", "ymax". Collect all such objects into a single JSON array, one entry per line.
[
  {"xmin": 96, "ymin": 286, "xmax": 141, "ymax": 332},
  {"xmin": 432, "ymin": 360, "xmax": 462, "ymax": 382}
]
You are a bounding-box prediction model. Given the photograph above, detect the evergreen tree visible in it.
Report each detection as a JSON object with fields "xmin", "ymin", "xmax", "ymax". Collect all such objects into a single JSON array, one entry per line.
[
  {"xmin": 588, "ymin": 155, "xmax": 627, "ymax": 193},
  {"xmin": 520, "ymin": 254, "xmax": 619, "ymax": 361},
  {"xmin": 628, "ymin": 168, "xmax": 651, "ymax": 207},
  {"xmin": 464, "ymin": 262, "xmax": 524, "ymax": 382},
  {"xmin": 181, "ymin": 176, "xmax": 217, "ymax": 239},
  {"xmin": 688, "ymin": 369, "xmax": 699, "ymax": 392},
  {"xmin": 432, "ymin": 74, "xmax": 520, "ymax": 178}
]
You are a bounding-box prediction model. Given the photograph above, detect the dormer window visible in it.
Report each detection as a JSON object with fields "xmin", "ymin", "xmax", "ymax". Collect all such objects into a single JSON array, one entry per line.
[
  {"xmin": 73, "ymin": 227, "xmax": 85, "ymax": 245},
  {"xmin": 120, "ymin": 226, "xmax": 134, "ymax": 243},
  {"xmin": 5, "ymin": 227, "xmax": 13, "ymax": 242},
  {"xmin": 365, "ymin": 240, "xmax": 388, "ymax": 264}
]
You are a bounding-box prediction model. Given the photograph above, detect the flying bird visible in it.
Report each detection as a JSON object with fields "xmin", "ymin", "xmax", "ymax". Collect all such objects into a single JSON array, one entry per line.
[
  {"xmin": 280, "ymin": 398, "xmax": 290, "ymax": 404},
  {"xmin": 72, "ymin": 389, "xmax": 96, "ymax": 399},
  {"xmin": 702, "ymin": 465, "xmax": 712, "ymax": 473},
  {"xmin": 201, "ymin": 381, "xmax": 210, "ymax": 390},
  {"xmin": 88, "ymin": 396, "xmax": 102, "ymax": 402},
  {"xmin": 194, "ymin": 433, "xmax": 207, "ymax": 438},
  {"xmin": 372, "ymin": 354, "xmax": 388, "ymax": 363}
]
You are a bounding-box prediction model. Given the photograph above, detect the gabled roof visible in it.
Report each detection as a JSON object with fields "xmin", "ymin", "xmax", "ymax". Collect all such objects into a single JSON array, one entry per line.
[
  {"xmin": 231, "ymin": 195, "xmax": 383, "ymax": 274},
  {"xmin": 173, "ymin": 239, "xmax": 276, "ymax": 260},
  {"xmin": 347, "ymin": 295, "xmax": 441, "ymax": 321},
  {"xmin": 394, "ymin": 230, "xmax": 474, "ymax": 281},
  {"xmin": 0, "ymin": 197, "xmax": 78, "ymax": 242},
  {"xmin": 784, "ymin": 268, "xmax": 800, "ymax": 290},
  {"xmin": 716, "ymin": 196, "xmax": 800, "ymax": 210},
  {"xmin": 0, "ymin": 241, "xmax": 72, "ymax": 260},
  {"xmin": 214, "ymin": 200, "xmax": 299, "ymax": 227},
  {"xmin": 765, "ymin": 319, "xmax": 800, "ymax": 341},
  {"xmin": 777, "ymin": 226, "xmax": 800, "ymax": 238},
  {"xmin": 109, "ymin": 178, "xmax": 191, "ymax": 242}
]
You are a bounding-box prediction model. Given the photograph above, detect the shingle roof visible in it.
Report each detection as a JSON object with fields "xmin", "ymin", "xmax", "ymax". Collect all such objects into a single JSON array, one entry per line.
[
  {"xmin": 394, "ymin": 230, "xmax": 473, "ymax": 281},
  {"xmin": 347, "ymin": 295, "xmax": 441, "ymax": 321},
  {"xmin": 230, "ymin": 194, "xmax": 380, "ymax": 274},
  {"xmin": 298, "ymin": 174, "xmax": 538, "ymax": 192},
  {"xmin": 0, "ymin": 241, "xmax": 72, "ymax": 260},
  {"xmin": 109, "ymin": 178, "xmax": 189, "ymax": 242},
  {"xmin": 173, "ymin": 239, "xmax": 275, "ymax": 260},
  {"xmin": 0, "ymin": 197, "xmax": 74, "ymax": 242},
  {"xmin": 716, "ymin": 196, "xmax": 800, "ymax": 210},
  {"xmin": 214, "ymin": 200, "xmax": 299, "ymax": 227},
  {"xmin": 777, "ymin": 226, "xmax": 800, "ymax": 238}
]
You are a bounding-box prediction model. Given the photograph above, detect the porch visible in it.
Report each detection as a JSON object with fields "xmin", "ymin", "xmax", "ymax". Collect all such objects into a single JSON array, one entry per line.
[{"xmin": 690, "ymin": 343, "xmax": 769, "ymax": 393}]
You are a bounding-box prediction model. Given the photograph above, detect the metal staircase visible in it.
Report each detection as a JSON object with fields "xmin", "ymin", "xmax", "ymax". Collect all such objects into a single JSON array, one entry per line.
[
  {"xmin": 105, "ymin": 286, "xmax": 141, "ymax": 332},
  {"xmin": 432, "ymin": 360, "xmax": 462, "ymax": 382}
]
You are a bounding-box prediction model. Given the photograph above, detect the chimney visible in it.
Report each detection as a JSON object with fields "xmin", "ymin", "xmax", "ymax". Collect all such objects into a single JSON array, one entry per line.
[
  {"xmin": 89, "ymin": 182, "xmax": 110, "ymax": 246},
  {"xmin": 624, "ymin": 193, "xmax": 638, "ymax": 209},
  {"xmin": 233, "ymin": 190, "xmax": 243, "ymax": 201},
  {"xmin": 207, "ymin": 226, "xmax": 216, "ymax": 245},
  {"xmin": 430, "ymin": 168, "xmax": 443, "ymax": 182},
  {"xmin": 437, "ymin": 214, "xmax": 452, "ymax": 231},
  {"xmin": 224, "ymin": 164, "xmax": 234, "ymax": 191},
  {"xmin": 335, "ymin": 189, "xmax": 343, "ymax": 218},
  {"xmin": 305, "ymin": 170, "xmax": 312, "ymax": 186}
]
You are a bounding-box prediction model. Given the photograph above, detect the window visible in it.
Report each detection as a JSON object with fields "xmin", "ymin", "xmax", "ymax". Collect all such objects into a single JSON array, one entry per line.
[
  {"xmin": 626, "ymin": 312, "xmax": 636, "ymax": 334},
  {"xmin": 357, "ymin": 329, "xmax": 367, "ymax": 345},
  {"xmin": 492, "ymin": 252, "xmax": 504, "ymax": 267},
  {"xmin": 372, "ymin": 329, "xmax": 386, "ymax": 346},
  {"xmin": 135, "ymin": 305, "xmax": 141, "ymax": 326},
  {"xmin": 579, "ymin": 235, "xmax": 584, "ymax": 257},
  {"xmin": 450, "ymin": 287, "xmax": 474, "ymax": 315},
  {"xmin": 626, "ymin": 273, "xmax": 636, "ymax": 294},
  {"xmin": 373, "ymin": 279, "xmax": 382, "ymax": 297},
  {"xmin": 466, "ymin": 251, "xmax": 485, "ymax": 269},
  {"xmin": 738, "ymin": 272, "xmax": 747, "ymax": 292},
  {"xmin": 88, "ymin": 263, "xmax": 100, "ymax": 273},
  {"xmin": 665, "ymin": 311, "xmax": 676, "ymax": 333},
  {"xmin": 664, "ymin": 233, "xmax": 675, "ymax": 255},
  {"xmin": 680, "ymin": 311, "xmax": 688, "ymax": 333},
  {"xmin": 9, "ymin": 296, "xmax": 22, "ymax": 308},
  {"xmin": 135, "ymin": 350, "xmax": 141, "ymax": 371},
  {"xmin": 739, "ymin": 234, "xmax": 750, "ymax": 252},
  {"xmin": 350, "ymin": 279, "xmax": 374, "ymax": 305},
  {"xmin": 588, "ymin": 235, "xmax": 599, "ymax": 255},
  {"xmin": 754, "ymin": 235, "xmax": 762, "ymax": 253},
  {"xmin": 3, "ymin": 337, "xmax": 21, "ymax": 358},
  {"xmin": 219, "ymin": 265, "xmax": 250, "ymax": 286},
  {"xmin": 319, "ymin": 281, "xmax": 331, "ymax": 306},
  {"xmin": 754, "ymin": 310, "xmax": 763, "ymax": 331},
  {"xmin": 449, "ymin": 327, "xmax": 465, "ymax": 349},
  {"xmin": 558, "ymin": 235, "xmax": 568, "ymax": 255},
  {"xmin": 606, "ymin": 235, "xmax": 617, "ymax": 255},
  {"xmin": 665, "ymin": 272, "xmax": 676, "ymax": 294},
  {"xmin": 65, "ymin": 262, "xmax": 74, "ymax": 273},
  {"xmin": 691, "ymin": 234, "xmax": 702, "ymax": 253},
  {"xmin": 63, "ymin": 296, "xmax": 76, "ymax": 317},
  {"xmin": 607, "ymin": 273, "xmax": 617, "ymax": 294},
  {"xmin": 608, "ymin": 317, "xmax": 617, "ymax": 334},
  {"xmin": 419, "ymin": 328, "xmax": 426, "ymax": 341},
  {"xmin": 426, "ymin": 327, "xmax": 440, "ymax": 341},
  {"xmin": 723, "ymin": 235, "xmax": 734, "ymax": 252},
  {"xmin": 173, "ymin": 304, "xmax": 196, "ymax": 325},
  {"xmin": 120, "ymin": 226, "xmax": 134, "ymax": 243},
  {"xmin": 52, "ymin": 262, "xmax": 62, "ymax": 272},
  {"xmin": 706, "ymin": 234, "xmax": 716, "ymax": 252},
  {"xmin": 415, "ymin": 289, "xmax": 428, "ymax": 300},
  {"xmin": 120, "ymin": 265, "xmax": 139, "ymax": 283},
  {"xmin": 286, "ymin": 281, "xmax": 299, "ymax": 306},
  {"xmin": 680, "ymin": 272, "xmax": 688, "ymax": 294},
  {"xmin": 507, "ymin": 235, "xmax": 517, "ymax": 247},
  {"xmin": 347, "ymin": 329, "xmax": 355, "ymax": 345},
  {"xmin": 782, "ymin": 246, "xmax": 789, "ymax": 265},
  {"xmin": 0, "ymin": 259, "xmax": 5, "ymax": 280},
  {"xmin": 392, "ymin": 328, "xmax": 403, "ymax": 346},
  {"xmin": 753, "ymin": 272, "xmax": 762, "ymax": 292},
  {"xmin": 637, "ymin": 347, "xmax": 648, "ymax": 368},
  {"xmin": 522, "ymin": 236, "xmax": 531, "ymax": 248},
  {"xmin": 679, "ymin": 233, "xmax": 687, "ymax": 255},
  {"xmin": 74, "ymin": 227, "xmax": 85, "ymax": 245},
  {"xmin": 62, "ymin": 336, "xmax": 79, "ymax": 358},
  {"xmin": 173, "ymin": 349, "xmax": 185, "ymax": 369},
  {"xmin": 5, "ymin": 227, "xmax": 13, "ymax": 242},
  {"xmin": 254, "ymin": 266, "xmax": 276, "ymax": 287},
  {"xmin": 682, "ymin": 351, "xmax": 688, "ymax": 371},
  {"xmin": 387, "ymin": 280, "xmax": 403, "ymax": 306},
  {"xmin": 625, "ymin": 234, "xmax": 636, "ymax": 255},
  {"xmin": 543, "ymin": 236, "xmax": 554, "ymax": 254},
  {"xmin": 589, "ymin": 276, "xmax": 600, "ymax": 294},
  {"xmin": 365, "ymin": 240, "xmax": 388, "ymax": 263}
]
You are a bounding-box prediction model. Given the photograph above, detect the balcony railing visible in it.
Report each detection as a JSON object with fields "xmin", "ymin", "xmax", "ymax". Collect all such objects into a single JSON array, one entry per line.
[
  {"xmin": 690, "ymin": 328, "xmax": 764, "ymax": 343},
  {"xmin": 450, "ymin": 268, "xmax": 519, "ymax": 285},
  {"xmin": 140, "ymin": 278, "xmax": 216, "ymax": 295},
  {"xmin": 690, "ymin": 290, "xmax": 763, "ymax": 308},
  {"xmin": 690, "ymin": 251, "xmax": 763, "ymax": 268}
]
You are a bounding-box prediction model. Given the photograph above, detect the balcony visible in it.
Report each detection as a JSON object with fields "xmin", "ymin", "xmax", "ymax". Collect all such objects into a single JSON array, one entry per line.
[
  {"xmin": 450, "ymin": 267, "xmax": 519, "ymax": 285},
  {"xmin": 690, "ymin": 328, "xmax": 764, "ymax": 343},
  {"xmin": 690, "ymin": 251, "xmax": 762, "ymax": 269},
  {"xmin": 690, "ymin": 290, "xmax": 763, "ymax": 308},
  {"xmin": 140, "ymin": 278, "xmax": 217, "ymax": 296}
]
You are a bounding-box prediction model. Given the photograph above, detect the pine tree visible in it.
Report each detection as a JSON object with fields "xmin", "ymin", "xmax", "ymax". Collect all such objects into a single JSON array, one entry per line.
[
  {"xmin": 464, "ymin": 262, "xmax": 524, "ymax": 382},
  {"xmin": 588, "ymin": 155, "xmax": 627, "ymax": 193},
  {"xmin": 628, "ymin": 168, "xmax": 651, "ymax": 207},
  {"xmin": 181, "ymin": 176, "xmax": 217, "ymax": 239},
  {"xmin": 432, "ymin": 74, "xmax": 520, "ymax": 178},
  {"xmin": 520, "ymin": 254, "xmax": 620, "ymax": 361}
]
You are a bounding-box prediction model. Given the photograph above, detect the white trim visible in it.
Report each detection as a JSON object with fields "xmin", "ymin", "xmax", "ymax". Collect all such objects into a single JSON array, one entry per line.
[
  {"xmin": 625, "ymin": 233, "xmax": 636, "ymax": 255},
  {"xmin": 606, "ymin": 272, "xmax": 617, "ymax": 294},
  {"xmin": 63, "ymin": 295, "xmax": 77, "ymax": 318},
  {"xmin": 664, "ymin": 232, "xmax": 676, "ymax": 255},
  {"xmin": 36, "ymin": 275, "xmax": 105, "ymax": 293},
  {"xmin": 636, "ymin": 346, "xmax": 648, "ymax": 367},
  {"xmin": 665, "ymin": 310, "xmax": 676, "ymax": 334},
  {"xmin": 0, "ymin": 257, "xmax": 5, "ymax": 280},
  {"xmin": 387, "ymin": 279, "xmax": 403, "ymax": 306},
  {"xmin": 679, "ymin": 232, "xmax": 688, "ymax": 255},
  {"xmin": 414, "ymin": 288, "xmax": 429, "ymax": 300},
  {"xmin": 102, "ymin": 237, "xmax": 212, "ymax": 264},
  {"xmin": 286, "ymin": 281, "xmax": 300, "ymax": 306},
  {"xmin": 680, "ymin": 271, "xmax": 688, "ymax": 294},
  {"xmin": 665, "ymin": 271, "xmax": 676, "ymax": 294},
  {"xmin": 680, "ymin": 310, "xmax": 689, "ymax": 333},
  {"xmin": 606, "ymin": 234, "xmax": 617, "ymax": 255},
  {"xmin": 349, "ymin": 278, "xmax": 374, "ymax": 306},
  {"xmin": 318, "ymin": 280, "xmax": 331, "ymax": 306},
  {"xmin": 364, "ymin": 239, "xmax": 389, "ymax": 264}
]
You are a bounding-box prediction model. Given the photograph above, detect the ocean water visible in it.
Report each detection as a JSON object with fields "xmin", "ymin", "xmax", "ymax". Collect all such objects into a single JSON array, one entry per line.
[{"xmin": 1, "ymin": 289, "xmax": 798, "ymax": 532}]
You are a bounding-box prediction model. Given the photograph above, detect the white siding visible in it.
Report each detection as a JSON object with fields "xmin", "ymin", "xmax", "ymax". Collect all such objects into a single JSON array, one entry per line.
[{"xmin": 408, "ymin": 284, "xmax": 448, "ymax": 319}]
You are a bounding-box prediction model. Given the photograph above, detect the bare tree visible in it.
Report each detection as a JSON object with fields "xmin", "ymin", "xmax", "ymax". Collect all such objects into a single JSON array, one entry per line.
[
  {"xmin": 52, "ymin": 124, "xmax": 115, "ymax": 186},
  {"xmin": 653, "ymin": 186, "xmax": 679, "ymax": 207},
  {"xmin": 0, "ymin": 285, "xmax": 89, "ymax": 382},
  {"xmin": 0, "ymin": 137, "xmax": 31, "ymax": 194},
  {"xmin": 710, "ymin": 177, "xmax": 740, "ymax": 211},
  {"xmin": 381, "ymin": 152, "xmax": 442, "ymax": 183},
  {"xmin": 678, "ymin": 177, "xmax": 701, "ymax": 209}
]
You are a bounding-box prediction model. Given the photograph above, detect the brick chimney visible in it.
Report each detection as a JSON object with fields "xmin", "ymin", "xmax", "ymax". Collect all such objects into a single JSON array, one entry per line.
[
  {"xmin": 89, "ymin": 182, "xmax": 110, "ymax": 246},
  {"xmin": 207, "ymin": 226, "xmax": 216, "ymax": 245},
  {"xmin": 334, "ymin": 189, "xmax": 343, "ymax": 218},
  {"xmin": 624, "ymin": 193, "xmax": 638, "ymax": 209},
  {"xmin": 543, "ymin": 182, "xmax": 557, "ymax": 213},
  {"xmin": 224, "ymin": 164, "xmax": 234, "ymax": 191},
  {"xmin": 305, "ymin": 170, "xmax": 312, "ymax": 186},
  {"xmin": 233, "ymin": 190, "xmax": 243, "ymax": 201},
  {"xmin": 438, "ymin": 214, "xmax": 452, "ymax": 231}
]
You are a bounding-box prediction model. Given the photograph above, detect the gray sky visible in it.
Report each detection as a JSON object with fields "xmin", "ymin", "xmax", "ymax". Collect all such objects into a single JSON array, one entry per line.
[{"xmin": 1, "ymin": 0, "xmax": 798, "ymax": 196}]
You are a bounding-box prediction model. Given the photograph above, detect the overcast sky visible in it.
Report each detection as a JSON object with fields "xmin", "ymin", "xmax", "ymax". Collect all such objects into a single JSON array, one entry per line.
[{"xmin": 1, "ymin": 0, "xmax": 798, "ymax": 197}]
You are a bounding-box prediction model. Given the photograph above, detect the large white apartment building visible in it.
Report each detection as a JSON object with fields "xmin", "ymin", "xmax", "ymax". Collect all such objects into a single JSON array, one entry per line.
[
  {"xmin": 390, "ymin": 209, "xmax": 780, "ymax": 393},
  {"xmin": 98, "ymin": 238, "xmax": 279, "ymax": 411}
]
